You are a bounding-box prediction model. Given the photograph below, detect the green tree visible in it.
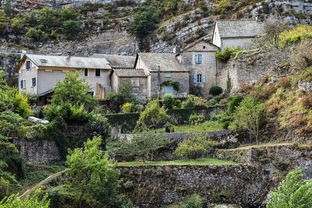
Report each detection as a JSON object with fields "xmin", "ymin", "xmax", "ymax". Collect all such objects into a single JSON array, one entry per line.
[
  {"xmin": 0, "ymin": 189, "xmax": 50, "ymax": 208},
  {"xmin": 136, "ymin": 99, "xmax": 170, "ymax": 129},
  {"xmin": 234, "ymin": 97, "xmax": 266, "ymax": 143},
  {"xmin": 66, "ymin": 136, "xmax": 121, "ymax": 208},
  {"xmin": 127, "ymin": 4, "xmax": 160, "ymax": 38},
  {"xmin": 25, "ymin": 28, "xmax": 48, "ymax": 42},
  {"xmin": 107, "ymin": 82, "xmax": 136, "ymax": 112},
  {"xmin": 51, "ymin": 73, "xmax": 96, "ymax": 106},
  {"xmin": 61, "ymin": 20, "xmax": 81, "ymax": 40},
  {"xmin": 118, "ymin": 134, "xmax": 171, "ymax": 162},
  {"xmin": 267, "ymin": 168, "xmax": 312, "ymax": 208}
]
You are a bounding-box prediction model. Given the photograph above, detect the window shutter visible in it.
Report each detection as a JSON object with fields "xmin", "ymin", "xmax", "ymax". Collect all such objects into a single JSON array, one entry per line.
[
  {"xmin": 202, "ymin": 74, "xmax": 206, "ymax": 83},
  {"xmin": 194, "ymin": 73, "xmax": 197, "ymax": 83},
  {"xmin": 199, "ymin": 54, "xmax": 203, "ymax": 63}
]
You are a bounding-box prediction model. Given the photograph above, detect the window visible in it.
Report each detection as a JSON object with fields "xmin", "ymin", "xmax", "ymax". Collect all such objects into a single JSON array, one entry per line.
[
  {"xmin": 194, "ymin": 73, "xmax": 205, "ymax": 83},
  {"xmin": 20, "ymin": 80, "xmax": 26, "ymax": 89},
  {"xmin": 26, "ymin": 61, "xmax": 31, "ymax": 70},
  {"xmin": 95, "ymin": 69, "xmax": 100, "ymax": 77},
  {"xmin": 165, "ymin": 73, "xmax": 172, "ymax": 78},
  {"xmin": 164, "ymin": 86, "xmax": 174, "ymax": 95},
  {"xmin": 197, "ymin": 74, "xmax": 202, "ymax": 83},
  {"xmin": 84, "ymin": 68, "xmax": 88, "ymax": 76},
  {"xmin": 195, "ymin": 54, "xmax": 203, "ymax": 64},
  {"xmin": 31, "ymin": 77, "xmax": 36, "ymax": 87}
]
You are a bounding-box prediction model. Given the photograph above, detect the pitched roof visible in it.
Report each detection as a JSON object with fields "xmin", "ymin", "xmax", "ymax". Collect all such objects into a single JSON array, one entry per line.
[
  {"xmin": 91, "ymin": 54, "xmax": 136, "ymax": 68},
  {"xmin": 137, "ymin": 53, "xmax": 188, "ymax": 72},
  {"xmin": 24, "ymin": 54, "xmax": 112, "ymax": 69},
  {"xmin": 114, "ymin": 68, "xmax": 147, "ymax": 77},
  {"xmin": 215, "ymin": 20, "xmax": 263, "ymax": 38}
]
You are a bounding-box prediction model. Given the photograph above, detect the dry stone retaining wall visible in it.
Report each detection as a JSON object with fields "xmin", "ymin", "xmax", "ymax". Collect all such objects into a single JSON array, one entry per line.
[{"xmin": 13, "ymin": 139, "xmax": 61, "ymax": 164}]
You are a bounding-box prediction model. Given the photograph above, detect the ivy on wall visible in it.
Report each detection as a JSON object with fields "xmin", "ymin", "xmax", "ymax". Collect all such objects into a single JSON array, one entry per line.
[{"xmin": 161, "ymin": 80, "xmax": 180, "ymax": 91}]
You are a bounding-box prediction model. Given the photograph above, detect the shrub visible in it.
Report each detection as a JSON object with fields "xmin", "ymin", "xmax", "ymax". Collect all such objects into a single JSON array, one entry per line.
[
  {"xmin": 127, "ymin": 4, "xmax": 160, "ymax": 39},
  {"xmin": 136, "ymin": 100, "xmax": 170, "ymax": 129},
  {"xmin": 174, "ymin": 137, "xmax": 219, "ymax": 159},
  {"xmin": 107, "ymin": 82, "xmax": 136, "ymax": 113},
  {"xmin": 25, "ymin": 28, "xmax": 48, "ymax": 42},
  {"xmin": 234, "ymin": 97, "xmax": 266, "ymax": 143},
  {"xmin": 0, "ymin": 189, "xmax": 50, "ymax": 208},
  {"xmin": 214, "ymin": 0, "xmax": 232, "ymax": 14},
  {"xmin": 279, "ymin": 77, "xmax": 291, "ymax": 88},
  {"xmin": 238, "ymin": 83, "xmax": 253, "ymax": 93},
  {"xmin": 279, "ymin": 25, "xmax": 312, "ymax": 49},
  {"xmin": 226, "ymin": 96, "xmax": 244, "ymax": 114},
  {"xmin": 216, "ymin": 47, "xmax": 241, "ymax": 62},
  {"xmin": 117, "ymin": 133, "xmax": 172, "ymax": 162},
  {"xmin": 189, "ymin": 114, "xmax": 205, "ymax": 125},
  {"xmin": 266, "ymin": 168, "xmax": 312, "ymax": 208},
  {"xmin": 181, "ymin": 95, "xmax": 207, "ymax": 110},
  {"xmin": 300, "ymin": 94, "xmax": 312, "ymax": 108},
  {"xmin": 180, "ymin": 194, "xmax": 204, "ymax": 208},
  {"xmin": 61, "ymin": 20, "xmax": 81, "ymax": 40},
  {"xmin": 121, "ymin": 102, "xmax": 133, "ymax": 113},
  {"xmin": 163, "ymin": 95, "xmax": 181, "ymax": 110},
  {"xmin": 209, "ymin": 86, "xmax": 223, "ymax": 96}
]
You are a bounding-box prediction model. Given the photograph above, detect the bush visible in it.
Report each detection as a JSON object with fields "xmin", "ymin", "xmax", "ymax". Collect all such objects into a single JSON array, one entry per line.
[
  {"xmin": 216, "ymin": 47, "xmax": 241, "ymax": 62},
  {"xmin": 279, "ymin": 25, "xmax": 312, "ymax": 49},
  {"xmin": 61, "ymin": 20, "xmax": 81, "ymax": 40},
  {"xmin": 214, "ymin": 0, "xmax": 232, "ymax": 14},
  {"xmin": 162, "ymin": 95, "xmax": 181, "ymax": 110},
  {"xmin": 181, "ymin": 95, "xmax": 207, "ymax": 110},
  {"xmin": 25, "ymin": 28, "xmax": 48, "ymax": 42},
  {"xmin": 209, "ymin": 86, "xmax": 223, "ymax": 96},
  {"xmin": 300, "ymin": 94, "xmax": 312, "ymax": 108},
  {"xmin": 127, "ymin": 4, "xmax": 160, "ymax": 39},
  {"xmin": 226, "ymin": 96, "xmax": 244, "ymax": 114},
  {"xmin": 44, "ymin": 103, "xmax": 90, "ymax": 125},
  {"xmin": 266, "ymin": 168, "xmax": 312, "ymax": 208},
  {"xmin": 117, "ymin": 133, "xmax": 172, "ymax": 162},
  {"xmin": 189, "ymin": 114, "xmax": 205, "ymax": 125},
  {"xmin": 136, "ymin": 100, "xmax": 170, "ymax": 129},
  {"xmin": 0, "ymin": 189, "xmax": 50, "ymax": 208},
  {"xmin": 174, "ymin": 137, "xmax": 219, "ymax": 159},
  {"xmin": 107, "ymin": 82, "xmax": 136, "ymax": 113},
  {"xmin": 181, "ymin": 194, "xmax": 204, "ymax": 208},
  {"xmin": 121, "ymin": 102, "xmax": 133, "ymax": 113},
  {"xmin": 234, "ymin": 97, "xmax": 266, "ymax": 143},
  {"xmin": 279, "ymin": 77, "xmax": 291, "ymax": 88}
]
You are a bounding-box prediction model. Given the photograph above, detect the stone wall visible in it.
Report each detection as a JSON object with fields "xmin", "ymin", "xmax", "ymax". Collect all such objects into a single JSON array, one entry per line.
[
  {"xmin": 13, "ymin": 139, "xmax": 61, "ymax": 164},
  {"xmin": 216, "ymin": 48, "xmax": 291, "ymax": 92},
  {"xmin": 216, "ymin": 144, "xmax": 312, "ymax": 179},
  {"xmin": 119, "ymin": 165, "xmax": 271, "ymax": 208}
]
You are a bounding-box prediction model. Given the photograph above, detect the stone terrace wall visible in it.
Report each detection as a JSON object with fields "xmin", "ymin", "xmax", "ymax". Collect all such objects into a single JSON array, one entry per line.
[
  {"xmin": 13, "ymin": 139, "xmax": 61, "ymax": 164},
  {"xmin": 119, "ymin": 165, "xmax": 271, "ymax": 208}
]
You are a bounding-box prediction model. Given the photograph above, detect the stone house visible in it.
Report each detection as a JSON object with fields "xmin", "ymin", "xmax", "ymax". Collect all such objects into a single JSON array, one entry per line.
[
  {"xmin": 18, "ymin": 54, "xmax": 112, "ymax": 101},
  {"xmin": 212, "ymin": 20, "xmax": 263, "ymax": 50},
  {"xmin": 92, "ymin": 54, "xmax": 149, "ymax": 100},
  {"xmin": 181, "ymin": 37, "xmax": 218, "ymax": 98},
  {"xmin": 135, "ymin": 53, "xmax": 190, "ymax": 98}
]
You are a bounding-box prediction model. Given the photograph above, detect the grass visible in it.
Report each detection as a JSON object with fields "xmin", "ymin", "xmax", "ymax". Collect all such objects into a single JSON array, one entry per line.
[
  {"xmin": 144, "ymin": 120, "xmax": 224, "ymax": 134},
  {"xmin": 19, "ymin": 163, "xmax": 65, "ymax": 193},
  {"xmin": 117, "ymin": 158, "xmax": 237, "ymax": 167}
]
